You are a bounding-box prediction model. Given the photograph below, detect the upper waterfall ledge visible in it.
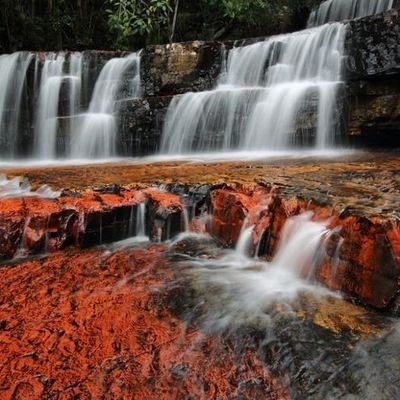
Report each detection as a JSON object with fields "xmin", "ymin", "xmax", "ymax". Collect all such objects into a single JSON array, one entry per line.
[{"xmin": 1, "ymin": 8, "xmax": 399, "ymax": 159}]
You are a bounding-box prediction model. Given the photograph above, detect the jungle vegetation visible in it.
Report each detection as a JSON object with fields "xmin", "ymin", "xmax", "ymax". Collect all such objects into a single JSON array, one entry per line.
[{"xmin": 0, "ymin": 0, "xmax": 318, "ymax": 52}]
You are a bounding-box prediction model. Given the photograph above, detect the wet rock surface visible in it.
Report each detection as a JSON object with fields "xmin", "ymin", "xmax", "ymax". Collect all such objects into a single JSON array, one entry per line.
[
  {"xmin": 345, "ymin": 8, "xmax": 400, "ymax": 80},
  {"xmin": 5, "ymin": 153, "xmax": 400, "ymax": 220},
  {"xmin": 0, "ymin": 244, "xmax": 290, "ymax": 399},
  {"xmin": 0, "ymin": 235, "xmax": 397, "ymax": 399},
  {"xmin": 141, "ymin": 41, "xmax": 224, "ymax": 97},
  {"xmin": 1, "ymin": 156, "xmax": 400, "ymax": 398},
  {"xmin": 344, "ymin": 8, "xmax": 400, "ymax": 142},
  {"xmin": 2, "ymin": 153, "xmax": 400, "ymax": 312},
  {"xmin": 167, "ymin": 236, "xmax": 398, "ymax": 400},
  {"xmin": 0, "ymin": 187, "xmax": 182, "ymax": 259}
]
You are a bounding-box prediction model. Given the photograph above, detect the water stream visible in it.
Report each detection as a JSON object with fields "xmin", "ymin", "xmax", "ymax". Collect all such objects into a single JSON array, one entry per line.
[
  {"xmin": 0, "ymin": 52, "xmax": 33, "ymax": 157},
  {"xmin": 308, "ymin": 0, "xmax": 394, "ymax": 27},
  {"xmin": 161, "ymin": 23, "xmax": 346, "ymax": 154},
  {"xmin": 0, "ymin": 0, "xmax": 394, "ymax": 161},
  {"xmin": 71, "ymin": 53, "xmax": 141, "ymax": 158},
  {"xmin": 35, "ymin": 53, "xmax": 66, "ymax": 159},
  {"xmin": 164, "ymin": 210, "xmax": 399, "ymax": 399},
  {"xmin": 0, "ymin": 51, "xmax": 141, "ymax": 160},
  {"xmin": 0, "ymin": 175, "xmax": 60, "ymax": 198},
  {"xmin": 160, "ymin": 0, "xmax": 393, "ymax": 155}
]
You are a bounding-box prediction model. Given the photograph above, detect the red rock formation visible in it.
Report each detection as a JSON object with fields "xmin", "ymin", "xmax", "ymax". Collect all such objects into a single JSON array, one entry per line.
[
  {"xmin": 208, "ymin": 186, "xmax": 271, "ymax": 248},
  {"xmin": 0, "ymin": 198, "xmax": 25, "ymax": 258},
  {"xmin": 0, "ymin": 188, "xmax": 183, "ymax": 258},
  {"xmin": 207, "ymin": 187, "xmax": 400, "ymax": 311},
  {"xmin": 1, "ymin": 182, "xmax": 399, "ymax": 311},
  {"xmin": 318, "ymin": 216, "xmax": 400, "ymax": 309}
]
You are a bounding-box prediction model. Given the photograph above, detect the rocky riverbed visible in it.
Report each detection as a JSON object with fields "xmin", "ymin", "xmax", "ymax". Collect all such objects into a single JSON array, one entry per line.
[{"xmin": 1, "ymin": 153, "xmax": 400, "ymax": 399}]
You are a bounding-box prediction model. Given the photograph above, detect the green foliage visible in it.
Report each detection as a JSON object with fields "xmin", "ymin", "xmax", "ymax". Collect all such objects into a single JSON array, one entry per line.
[
  {"xmin": 206, "ymin": 0, "xmax": 269, "ymax": 20},
  {"xmin": 193, "ymin": 0, "xmax": 285, "ymax": 40},
  {"xmin": 106, "ymin": 0, "xmax": 172, "ymax": 48},
  {"xmin": 0, "ymin": 0, "xmax": 319, "ymax": 53},
  {"xmin": 0, "ymin": 0, "xmax": 111, "ymax": 52}
]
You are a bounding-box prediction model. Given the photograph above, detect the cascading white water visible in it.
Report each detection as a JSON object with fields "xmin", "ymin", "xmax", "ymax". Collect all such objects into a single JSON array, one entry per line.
[
  {"xmin": 308, "ymin": 0, "xmax": 394, "ymax": 27},
  {"xmin": 0, "ymin": 51, "xmax": 141, "ymax": 161},
  {"xmin": 182, "ymin": 212, "xmax": 332, "ymax": 332},
  {"xmin": 71, "ymin": 53, "xmax": 141, "ymax": 159},
  {"xmin": 0, "ymin": 52, "xmax": 33, "ymax": 158},
  {"xmin": 35, "ymin": 53, "xmax": 66, "ymax": 159},
  {"xmin": 235, "ymin": 223, "xmax": 254, "ymax": 257},
  {"xmin": 0, "ymin": 175, "xmax": 60, "ymax": 198},
  {"xmin": 36, "ymin": 52, "xmax": 82, "ymax": 157},
  {"xmin": 67, "ymin": 53, "xmax": 83, "ymax": 140},
  {"xmin": 161, "ymin": 23, "xmax": 346, "ymax": 154},
  {"xmin": 135, "ymin": 202, "xmax": 147, "ymax": 239},
  {"xmin": 271, "ymin": 212, "xmax": 330, "ymax": 279}
]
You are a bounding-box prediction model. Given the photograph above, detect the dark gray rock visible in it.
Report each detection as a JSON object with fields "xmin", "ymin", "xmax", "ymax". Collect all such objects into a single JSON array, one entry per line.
[
  {"xmin": 117, "ymin": 96, "xmax": 173, "ymax": 156},
  {"xmin": 344, "ymin": 8, "xmax": 400, "ymax": 80}
]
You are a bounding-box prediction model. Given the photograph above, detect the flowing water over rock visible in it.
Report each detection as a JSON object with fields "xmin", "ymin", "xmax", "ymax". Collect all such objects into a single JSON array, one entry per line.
[
  {"xmin": 0, "ymin": 52, "xmax": 33, "ymax": 157},
  {"xmin": 177, "ymin": 213, "xmax": 331, "ymax": 331},
  {"xmin": 166, "ymin": 216, "xmax": 400, "ymax": 399},
  {"xmin": 161, "ymin": 23, "xmax": 346, "ymax": 154},
  {"xmin": 0, "ymin": 4, "xmax": 399, "ymax": 397},
  {"xmin": 308, "ymin": 0, "xmax": 394, "ymax": 27},
  {"xmin": 35, "ymin": 53, "xmax": 66, "ymax": 159},
  {"xmin": 0, "ymin": 175, "xmax": 60, "ymax": 199},
  {"xmin": 0, "ymin": 172, "xmax": 399, "ymax": 397},
  {"xmin": 71, "ymin": 53, "xmax": 141, "ymax": 158},
  {"xmin": 0, "ymin": 51, "xmax": 141, "ymax": 160}
]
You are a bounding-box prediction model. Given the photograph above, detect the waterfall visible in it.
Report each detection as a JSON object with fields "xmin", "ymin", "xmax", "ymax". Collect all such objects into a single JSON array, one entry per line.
[
  {"xmin": 34, "ymin": 53, "xmax": 66, "ymax": 159},
  {"xmin": 184, "ymin": 212, "xmax": 331, "ymax": 332},
  {"xmin": 67, "ymin": 53, "xmax": 83, "ymax": 141},
  {"xmin": 0, "ymin": 52, "xmax": 33, "ymax": 158},
  {"xmin": 308, "ymin": 0, "xmax": 394, "ymax": 27},
  {"xmin": 135, "ymin": 202, "xmax": 147, "ymax": 238},
  {"xmin": 235, "ymin": 225, "xmax": 254, "ymax": 257},
  {"xmin": 161, "ymin": 23, "xmax": 346, "ymax": 154},
  {"xmin": 70, "ymin": 53, "xmax": 140, "ymax": 159},
  {"xmin": 0, "ymin": 51, "xmax": 141, "ymax": 161},
  {"xmin": 271, "ymin": 212, "xmax": 329, "ymax": 279}
]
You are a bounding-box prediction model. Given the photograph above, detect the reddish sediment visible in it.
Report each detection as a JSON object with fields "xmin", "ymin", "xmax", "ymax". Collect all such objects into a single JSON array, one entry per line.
[
  {"xmin": 1, "ymin": 155, "xmax": 400, "ymax": 398},
  {"xmin": 0, "ymin": 245, "xmax": 290, "ymax": 399}
]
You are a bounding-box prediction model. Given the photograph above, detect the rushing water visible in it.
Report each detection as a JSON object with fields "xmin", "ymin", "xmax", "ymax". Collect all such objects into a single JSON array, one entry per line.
[
  {"xmin": 67, "ymin": 53, "xmax": 83, "ymax": 143},
  {"xmin": 71, "ymin": 53, "xmax": 141, "ymax": 158},
  {"xmin": 0, "ymin": 2, "xmax": 394, "ymax": 161},
  {"xmin": 0, "ymin": 175, "xmax": 60, "ymax": 198},
  {"xmin": 35, "ymin": 53, "xmax": 66, "ymax": 159},
  {"xmin": 308, "ymin": 0, "xmax": 394, "ymax": 27},
  {"xmin": 0, "ymin": 52, "xmax": 33, "ymax": 158},
  {"xmin": 135, "ymin": 201, "xmax": 148, "ymax": 240},
  {"xmin": 164, "ymin": 210, "xmax": 400, "ymax": 399},
  {"xmin": 0, "ymin": 51, "xmax": 141, "ymax": 161},
  {"xmin": 161, "ymin": 23, "xmax": 346, "ymax": 154},
  {"xmin": 170, "ymin": 212, "xmax": 332, "ymax": 334}
]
